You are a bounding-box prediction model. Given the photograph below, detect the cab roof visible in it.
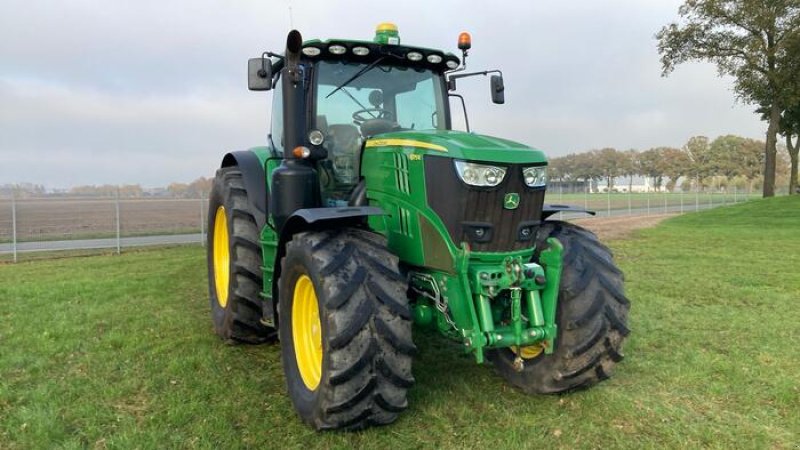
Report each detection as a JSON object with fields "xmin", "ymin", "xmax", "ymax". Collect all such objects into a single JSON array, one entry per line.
[{"xmin": 271, "ymin": 38, "xmax": 460, "ymax": 74}]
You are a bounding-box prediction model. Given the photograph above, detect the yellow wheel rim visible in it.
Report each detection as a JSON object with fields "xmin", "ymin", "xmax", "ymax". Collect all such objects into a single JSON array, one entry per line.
[
  {"xmin": 511, "ymin": 344, "xmax": 544, "ymax": 360},
  {"xmin": 212, "ymin": 206, "xmax": 230, "ymax": 308},
  {"xmin": 292, "ymin": 275, "xmax": 323, "ymax": 391}
]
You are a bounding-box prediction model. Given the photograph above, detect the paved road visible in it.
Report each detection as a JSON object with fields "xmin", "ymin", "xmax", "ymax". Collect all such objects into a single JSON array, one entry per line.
[{"xmin": 1, "ymin": 200, "xmax": 742, "ymax": 256}]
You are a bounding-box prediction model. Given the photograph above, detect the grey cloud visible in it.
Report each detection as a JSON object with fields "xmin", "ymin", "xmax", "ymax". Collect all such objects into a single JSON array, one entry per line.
[{"xmin": 0, "ymin": 0, "xmax": 766, "ymax": 188}]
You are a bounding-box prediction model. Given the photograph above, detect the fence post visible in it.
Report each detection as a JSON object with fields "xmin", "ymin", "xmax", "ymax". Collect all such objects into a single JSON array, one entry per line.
[
  {"xmin": 606, "ymin": 185, "xmax": 611, "ymax": 216},
  {"xmin": 647, "ymin": 190, "xmax": 651, "ymax": 215},
  {"xmin": 680, "ymin": 190, "xmax": 684, "ymax": 213},
  {"xmin": 695, "ymin": 188, "xmax": 699, "ymax": 211},
  {"xmin": 628, "ymin": 190, "xmax": 632, "ymax": 215},
  {"xmin": 734, "ymin": 186, "xmax": 738, "ymax": 203},
  {"xmin": 115, "ymin": 189, "xmax": 121, "ymax": 255},
  {"xmin": 11, "ymin": 193, "xmax": 17, "ymax": 263},
  {"xmin": 664, "ymin": 191, "xmax": 667, "ymax": 213},
  {"xmin": 200, "ymin": 192, "xmax": 205, "ymax": 247},
  {"xmin": 584, "ymin": 182, "xmax": 588, "ymax": 210}
]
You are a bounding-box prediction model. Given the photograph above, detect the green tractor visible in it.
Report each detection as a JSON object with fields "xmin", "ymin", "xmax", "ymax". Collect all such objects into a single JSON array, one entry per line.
[{"xmin": 206, "ymin": 23, "xmax": 629, "ymax": 430}]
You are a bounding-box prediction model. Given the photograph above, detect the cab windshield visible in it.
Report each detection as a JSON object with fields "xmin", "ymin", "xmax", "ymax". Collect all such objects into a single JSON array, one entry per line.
[
  {"xmin": 314, "ymin": 60, "xmax": 447, "ymax": 187},
  {"xmin": 316, "ymin": 60, "xmax": 447, "ymax": 133}
]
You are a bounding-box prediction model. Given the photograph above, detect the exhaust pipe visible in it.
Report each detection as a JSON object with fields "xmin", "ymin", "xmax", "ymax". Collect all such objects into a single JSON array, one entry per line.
[
  {"xmin": 282, "ymin": 29, "xmax": 306, "ymax": 154},
  {"xmin": 272, "ymin": 30, "xmax": 320, "ymax": 232}
]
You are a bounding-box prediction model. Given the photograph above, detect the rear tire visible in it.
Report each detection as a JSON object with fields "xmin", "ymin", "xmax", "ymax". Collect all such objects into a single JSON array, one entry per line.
[
  {"xmin": 488, "ymin": 221, "xmax": 630, "ymax": 393},
  {"xmin": 207, "ymin": 166, "xmax": 275, "ymax": 343},
  {"xmin": 278, "ymin": 228, "xmax": 414, "ymax": 430}
]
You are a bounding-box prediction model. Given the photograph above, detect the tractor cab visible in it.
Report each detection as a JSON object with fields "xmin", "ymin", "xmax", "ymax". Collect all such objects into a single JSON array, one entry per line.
[{"xmin": 249, "ymin": 23, "xmax": 503, "ymax": 207}]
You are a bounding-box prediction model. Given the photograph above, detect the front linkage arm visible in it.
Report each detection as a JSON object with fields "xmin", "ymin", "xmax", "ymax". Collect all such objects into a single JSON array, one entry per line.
[{"xmin": 456, "ymin": 238, "xmax": 564, "ymax": 364}]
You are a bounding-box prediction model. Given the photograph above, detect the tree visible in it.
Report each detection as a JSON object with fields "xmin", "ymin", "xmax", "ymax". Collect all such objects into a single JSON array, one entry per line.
[
  {"xmin": 780, "ymin": 105, "xmax": 800, "ymax": 194},
  {"xmin": 660, "ymin": 147, "xmax": 692, "ymax": 191},
  {"xmin": 187, "ymin": 177, "xmax": 213, "ymax": 198},
  {"xmin": 708, "ymin": 135, "xmax": 764, "ymax": 181},
  {"xmin": 167, "ymin": 182, "xmax": 190, "ymax": 198},
  {"xmin": 594, "ymin": 148, "xmax": 628, "ymax": 191},
  {"xmin": 622, "ymin": 149, "xmax": 641, "ymax": 192},
  {"xmin": 683, "ymin": 136, "xmax": 712, "ymax": 187},
  {"xmin": 657, "ymin": 1, "xmax": 800, "ymax": 197},
  {"xmin": 639, "ymin": 148, "xmax": 666, "ymax": 191}
]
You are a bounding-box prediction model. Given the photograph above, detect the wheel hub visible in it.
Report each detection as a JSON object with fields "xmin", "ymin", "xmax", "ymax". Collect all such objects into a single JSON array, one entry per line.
[
  {"xmin": 292, "ymin": 275, "xmax": 323, "ymax": 390},
  {"xmin": 212, "ymin": 206, "xmax": 230, "ymax": 308}
]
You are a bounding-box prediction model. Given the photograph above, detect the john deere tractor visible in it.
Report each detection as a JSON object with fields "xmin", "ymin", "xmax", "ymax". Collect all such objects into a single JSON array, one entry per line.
[{"xmin": 206, "ymin": 24, "xmax": 629, "ymax": 430}]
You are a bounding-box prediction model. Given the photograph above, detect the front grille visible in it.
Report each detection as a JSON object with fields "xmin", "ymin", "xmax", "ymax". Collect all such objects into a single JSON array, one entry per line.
[{"xmin": 424, "ymin": 156, "xmax": 546, "ymax": 252}]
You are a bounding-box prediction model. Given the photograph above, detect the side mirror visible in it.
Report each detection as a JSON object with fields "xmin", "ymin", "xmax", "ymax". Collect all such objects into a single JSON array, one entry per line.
[
  {"xmin": 248, "ymin": 57, "xmax": 272, "ymax": 91},
  {"xmin": 490, "ymin": 75, "xmax": 504, "ymax": 104}
]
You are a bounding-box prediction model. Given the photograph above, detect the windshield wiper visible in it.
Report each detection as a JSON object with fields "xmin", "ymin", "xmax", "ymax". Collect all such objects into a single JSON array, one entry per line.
[{"xmin": 325, "ymin": 56, "xmax": 388, "ymax": 99}]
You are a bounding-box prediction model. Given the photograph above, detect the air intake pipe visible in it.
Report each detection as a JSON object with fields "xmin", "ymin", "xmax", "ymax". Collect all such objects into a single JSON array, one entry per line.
[{"xmin": 271, "ymin": 29, "xmax": 321, "ymax": 233}]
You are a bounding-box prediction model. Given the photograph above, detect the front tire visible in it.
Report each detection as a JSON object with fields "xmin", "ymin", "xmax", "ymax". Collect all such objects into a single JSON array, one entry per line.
[
  {"xmin": 207, "ymin": 166, "xmax": 275, "ymax": 343},
  {"xmin": 488, "ymin": 221, "xmax": 630, "ymax": 393},
  {"xmin": 278, "ymin": 228, "xmax": 414, "ymax": 430}
]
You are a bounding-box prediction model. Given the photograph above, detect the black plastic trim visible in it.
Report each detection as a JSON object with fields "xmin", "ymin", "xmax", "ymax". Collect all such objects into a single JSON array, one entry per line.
[
  {"xmin": 541, "ymin": 204, "xmax": 596, "ymax": 219},
  {"xmin": 289, "ymin": 206, "xmax": 383, "ymax": 224}
]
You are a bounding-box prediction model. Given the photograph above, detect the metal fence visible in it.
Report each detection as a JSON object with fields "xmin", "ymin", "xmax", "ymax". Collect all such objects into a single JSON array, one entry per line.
[
  {"xmin": 0, "ymin": 189, "xmax": 758, "ymax": 262},
  {"xmin": 0, "ymin": 195, "xmax": 208, "ymax": 262}
]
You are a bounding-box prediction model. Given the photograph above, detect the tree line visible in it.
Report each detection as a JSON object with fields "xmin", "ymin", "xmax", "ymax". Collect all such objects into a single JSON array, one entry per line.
[
  {"xmin": 1, "ymin": 177, "xmax": 213, "ymax": 199},
  {"xmin": 549, "ymin": 134, "xmax": 794, "ymax": 192}
]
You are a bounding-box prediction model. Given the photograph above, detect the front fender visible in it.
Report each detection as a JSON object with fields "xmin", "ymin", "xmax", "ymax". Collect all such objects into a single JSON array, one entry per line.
[{"xmin": 221, "ymin": 150, "xmax": 268, "ymax": 230}]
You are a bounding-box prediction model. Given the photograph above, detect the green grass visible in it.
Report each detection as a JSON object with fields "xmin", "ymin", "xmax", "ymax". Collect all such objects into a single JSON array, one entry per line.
[{"xmin": 1, "ymin": 197, "xmax": 798, "ymax": 448}]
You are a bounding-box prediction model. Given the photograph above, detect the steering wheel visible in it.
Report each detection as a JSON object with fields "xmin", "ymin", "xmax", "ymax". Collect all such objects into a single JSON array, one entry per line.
[{"xmin": 352, "ymin": 108, "xmax": 393, "ymax": 125}]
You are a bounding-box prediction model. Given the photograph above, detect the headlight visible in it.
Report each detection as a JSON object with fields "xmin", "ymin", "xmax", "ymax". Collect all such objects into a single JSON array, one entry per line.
[
  {"xmin": 328, "ymin": 44, "xmax": 346, "ymax": 55},
  {"xmin": 426, "ymin": 54, "xmax": 443, "ymax": 64},
  {"xmin": 406, "ymin": 51, "xmax": 423, "ymax": 61},
  {"xmin": 522, "ymin": 166, "xmax": 547, "ymax": 187},
  {"xmin": 302, "ymin": 46, "xmax": 321, "ymax": 57},
  {"xmin": 454, "ymin": 161, "xmax": 507, "ymax": 187}
]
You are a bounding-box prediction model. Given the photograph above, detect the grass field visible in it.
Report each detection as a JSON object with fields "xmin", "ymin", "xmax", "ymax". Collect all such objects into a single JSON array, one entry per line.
[{"xmin": 1, "ymin": 197, "xmax": 798, "ymax": 448}]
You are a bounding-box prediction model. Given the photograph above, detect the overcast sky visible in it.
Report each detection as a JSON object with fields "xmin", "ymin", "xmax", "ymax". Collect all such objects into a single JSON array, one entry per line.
[{"xmin": 0, "ymin": 0, "xmax": 767, "ymax": 189}]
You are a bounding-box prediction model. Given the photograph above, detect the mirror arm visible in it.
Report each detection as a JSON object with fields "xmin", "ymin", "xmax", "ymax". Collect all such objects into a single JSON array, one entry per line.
[
  {"xmin": 446, "ymin": 69, "xmax": 503, "ymax": 91},
  {"xmin": 259, "ymin": 51, "xmax": 283, "ymax": 78}
]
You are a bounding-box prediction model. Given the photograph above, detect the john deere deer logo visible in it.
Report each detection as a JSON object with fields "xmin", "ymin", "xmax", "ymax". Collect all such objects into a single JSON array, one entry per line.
[{"xmin": 503, "ymin": 193, "xmax": 520, "ymax": 210}]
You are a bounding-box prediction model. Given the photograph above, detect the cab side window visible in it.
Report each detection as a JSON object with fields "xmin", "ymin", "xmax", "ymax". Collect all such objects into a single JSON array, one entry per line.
[{"xmin": 270, "ymin": 78, "xmax": 284, "ymax": 155}]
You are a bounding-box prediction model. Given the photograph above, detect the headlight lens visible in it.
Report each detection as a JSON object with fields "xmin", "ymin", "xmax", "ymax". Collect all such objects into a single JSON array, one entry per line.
[
  {"xmin": 328, "ymin": 44, "xmax": 347, "ymax": 55},
  {"xmin": 454, "ymin": 161, "xmax": 507, "ymax": 187},
  {"xmin": 406, "ymin": 51, "xmax": 423, "ymax": 61},
  {"xmin": 426, "ymin": 54, "xmax": 443, "ymax": 64},
  {"xmin": 522, "ymin": 166, "xmax": 547, "ymax": 187}
]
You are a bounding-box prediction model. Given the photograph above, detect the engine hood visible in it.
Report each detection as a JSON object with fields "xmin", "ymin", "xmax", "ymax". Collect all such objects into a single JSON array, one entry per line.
[{"xmin": 364, "ymin": 129, "xmax": 547, "ymax": 165}]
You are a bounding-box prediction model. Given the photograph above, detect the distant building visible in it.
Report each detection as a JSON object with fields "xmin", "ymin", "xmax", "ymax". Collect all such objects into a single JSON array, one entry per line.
[
  {"xmin": 597, "ymin": 177, "xmax": 667, "ymax": 193},
  {"xmin": 547, "ymin": 180, "xmax": 592, "ymax": 194}
]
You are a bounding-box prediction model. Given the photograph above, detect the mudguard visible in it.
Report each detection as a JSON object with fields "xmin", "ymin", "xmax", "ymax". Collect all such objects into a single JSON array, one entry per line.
[
  {"xmin": 541, "ymin": 204, "xmax": 596, "ymax": 220},
  {"xmin": 221, "ymin": 151, "xmax": 268, "ymax": 230}
]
